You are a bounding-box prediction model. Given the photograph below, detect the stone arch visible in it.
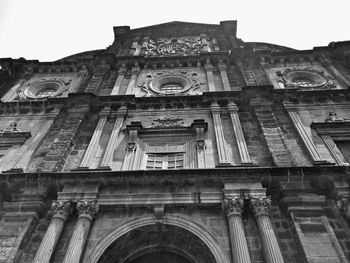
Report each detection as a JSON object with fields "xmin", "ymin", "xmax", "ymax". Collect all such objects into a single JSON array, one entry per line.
[
  {"xmin": 86, "ymin": 214, "xmax": 230, "ymax": 263},
  {"xmin": 124, "ymin": 245, "xmax": 198, "ymax": 263}
]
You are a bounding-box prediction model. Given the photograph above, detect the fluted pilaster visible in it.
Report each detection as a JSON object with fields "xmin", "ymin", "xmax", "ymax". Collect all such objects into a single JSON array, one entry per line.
[
  {"xmin": 79, "ymin": 107, "xmax": 110, "ymax": 169},
  {"xmin": 250, "ymin": 197, "xmax": 284, "ymax": 263},
  {"xmin": 211, "ymin": 103, "xmax": 230, "ymax": 165},
  {"xmin": 111, "ymin": 67, "xmax": 126, "ymax": 95},
  {"xmin": 100, "ymin": 107, "xmax": 127, "ymax": 169},
  {"xmin": 224, "ymin": 197, "xmax": 251, "ymax": 263},
  {"xmin": 125, "ymin": 66, "xmax": 140, "ymax": 95},
  {"xmin": 218, "ymin": 63, "xmax": 231, "ymax": 91},
  {"xmin": 63, "ymin": 200, "xmax": 99, "ymax": 263},
  {"xmin": 205, "ymin": 64, "xmax": 216, "ymax": 92},
  {"xmin": 33, "ymin": 201, "xmax": 72, "ymax": 263}
]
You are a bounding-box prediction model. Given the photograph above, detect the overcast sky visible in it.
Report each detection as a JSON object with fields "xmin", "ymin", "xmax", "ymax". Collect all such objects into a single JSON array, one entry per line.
[{"xmin": 0, "ymin": 0, "xmax": 349, "ymax": 62}]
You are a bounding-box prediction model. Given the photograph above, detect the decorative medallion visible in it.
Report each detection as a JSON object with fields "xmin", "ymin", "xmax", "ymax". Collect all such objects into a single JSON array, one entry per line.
[
  {"xmin": 277, "ymin": 68, "xmax": 335, "ymax": 89},
  {"xmin": 150, "ymin": 115, "xmax": 186, "ymax": 128},
  {"xmin": 17, "ymin": 78, "xmax": 71, "ymax": 101},
  {"xmin": 145, "ymin": 37, "xmax": 203, "ymax": 57},
  {"xmin": 139, "ymin": 70, "xmax": 204, "ymax": 97}
]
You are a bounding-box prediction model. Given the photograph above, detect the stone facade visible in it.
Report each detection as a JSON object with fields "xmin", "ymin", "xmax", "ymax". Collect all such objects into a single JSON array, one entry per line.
[{"xmin": 0, "ymin": 20, "xmax": 350, "ymax": 263}]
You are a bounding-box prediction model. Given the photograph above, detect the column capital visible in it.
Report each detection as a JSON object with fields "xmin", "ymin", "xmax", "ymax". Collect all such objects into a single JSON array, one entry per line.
[
  {"xmin": 337, "ymin": 196, "xmax": 350, "ymax": 211},
  {"xmin": 218, "ymin": 63, "xmax": 227, "ymax": 71},
  {"xmin": 51, "ymin": 200, "xmax": 72, "ymax": 220},
  {"xmin": 131, "ymin": 66, "xmax": 140, "ymax": 75},
  {"xmin": 224, "ymin": 197, "xmax": 244, "ymax": 216},
  {"xmin": 77, "ymin": 200, "xmax": 99, "ymax": 220},
  {"xmin": 118, "ymin": 67, "xmax": 127, "ymax": 75},
  {"xmin": 116, "ymin": 106, "xmax": 127, "ymax": 117},
  {"xmin": 99, "ymin": 106, "xmax": 111, "ymax": 118},
  {"xmin": 250, "ymin": 197, "xmax": 271, "ymax": 216},
  {"xmin": 227, "ymin": 102, "xmax": 238, "ymax": 113},
  {"xmin": 205, "ymin": 64, "xmax": 214, "ymax": 72},
  {"xmin": 210, "ymin": 103, "xmax": 221, "ymax": 114}
]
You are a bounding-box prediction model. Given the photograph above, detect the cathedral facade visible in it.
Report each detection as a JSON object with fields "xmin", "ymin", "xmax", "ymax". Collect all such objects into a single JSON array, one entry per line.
[{"xmin": 0, "ymin": 20, "xmax": 350, "ymax": 263}]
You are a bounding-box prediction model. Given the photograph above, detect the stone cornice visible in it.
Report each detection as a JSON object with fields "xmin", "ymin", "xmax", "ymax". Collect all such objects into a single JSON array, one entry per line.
[{"xmin": 0, "ymin": 165, "xmax": 348, "ymax": 186}]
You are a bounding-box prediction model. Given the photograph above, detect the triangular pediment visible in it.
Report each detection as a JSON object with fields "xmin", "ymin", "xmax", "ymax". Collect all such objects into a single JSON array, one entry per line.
[{"xmin": 130, "ymin": 21, "xmax": 221, "ymax": 38}]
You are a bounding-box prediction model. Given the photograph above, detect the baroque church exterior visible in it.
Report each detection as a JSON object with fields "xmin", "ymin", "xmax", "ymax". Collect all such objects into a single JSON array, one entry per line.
[{"xmin": 1, "ymin": 20, "xmax": 350, "ymax": 263}]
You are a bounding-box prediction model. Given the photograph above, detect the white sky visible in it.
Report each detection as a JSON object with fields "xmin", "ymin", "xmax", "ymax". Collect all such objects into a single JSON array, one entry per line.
[{"xmin": 0, "ymin": 0, "xmax": 349, "ymax": 62}]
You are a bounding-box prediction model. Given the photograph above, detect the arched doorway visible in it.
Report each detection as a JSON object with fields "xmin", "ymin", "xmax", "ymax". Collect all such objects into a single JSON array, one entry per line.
[
  {"xmin": 86, "ymin": 215, "xmax": 230, "ymax": 263},
  {"xmin": 97, "ymin": 224, "xmax": 215, "ymax": 263}
]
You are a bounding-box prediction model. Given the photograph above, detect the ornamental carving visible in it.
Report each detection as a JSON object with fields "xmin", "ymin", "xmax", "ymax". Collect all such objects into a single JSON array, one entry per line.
[
  {"xmin": 17, "ymin": 78, "xmax": 71, "ymax": 101},
  {"xmin": 0, "ymin": 122, "xmax": 20, "ymax": 133},
  {"xmin": 145, "ymin": 37, "xmax": 203, "ymax": 57},
  {"xmin": 276, "ymin": 68, "xmax": 336, "ymax": 89},
  {"xmin": 138, "ymin": 70, "xmax": 204, "ymax": 97},
  {"xmin": 325, "ymin": 112, "xmax": 350, "ymax": 122},
  {"xmin": 250, "ymin": 197, "xmax": 271, "ymax": 216},
  {"xmin": 224, "ymin": 197, "xmax": 244, "ymax": 216},
  {"xmin": 77, "ymin": 200, "xmax": 99, "ymax": 218},
  {"xmin": 150, "ymin": 115, "xmax": 186, "ymax": 128},
  {"xmin": 51, "ymin": 201, "xmax": 72, "ymax": 218}
]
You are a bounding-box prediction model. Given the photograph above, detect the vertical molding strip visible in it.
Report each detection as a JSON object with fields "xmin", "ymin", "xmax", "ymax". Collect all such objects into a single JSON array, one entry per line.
[
  {"xmin": 78, "ymin": 107, "xmax": 110, "ymax": 169},
  {"xmin": 228, "ymin": 102, "xmax": 253, "ymax": 165},
  {"xmin": 211, "ymin": 103, "xmax": 230, "ymax": 165},
  {"xmin": 286, "ymin": 108, "xmax": 328, "ymax": 164}
]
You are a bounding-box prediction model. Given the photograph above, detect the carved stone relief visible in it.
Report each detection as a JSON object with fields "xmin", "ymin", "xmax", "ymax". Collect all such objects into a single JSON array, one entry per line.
[
  {"xmin": 145, "ymin": 37, "xmax": 203, "ymax": 57},
  {"xmin": 149, "ymin": 115, "xmax": 186, "ymax": 128},
  {"xmin": 138, "ymin": 70, "xmax": 204, "ymax": 97}
]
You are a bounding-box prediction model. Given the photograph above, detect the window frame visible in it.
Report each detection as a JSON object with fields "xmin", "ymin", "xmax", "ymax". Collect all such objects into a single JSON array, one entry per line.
[{"xmin": 311, "ymin": 118, "xmax": 350, "ymax": 165}]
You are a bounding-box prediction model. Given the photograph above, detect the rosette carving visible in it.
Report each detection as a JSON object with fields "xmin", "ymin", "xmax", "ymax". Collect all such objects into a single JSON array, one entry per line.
[
  {"xmin": 224, "ymin": 197, "xmax": 244, "ymax": 216},
  {"xmin": 250, "ymin": 197, "xmax": 271, "ymax": 216},
  {"xmin": 76, "ymin": 200, "xmax": 99, "ymax": 219}
]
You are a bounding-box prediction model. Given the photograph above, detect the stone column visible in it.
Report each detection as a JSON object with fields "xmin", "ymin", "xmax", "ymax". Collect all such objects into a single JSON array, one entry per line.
[
  {"xmin": 218, "ymin": 63, "xmax": 231, "ymax": 91},
  {"xmin": 211, "ymin": 103, "xmax": 230, "ymax": 165},
  {"xmin": 205, "ymin": 63, "xmax": 216, "ymax": 92},
  {"xmin": 111, "ymin": 66, "xmax": 126, "ymax": 95},
  {"xmin": 224, "ymin": 197, "xmax": 251, "ymax": 263},
  {"xmin": 250, "ymin": 197, "xmax": 284, "ymax": 263},
  {"xmin": 100, "ymin": 106, "xmax": 127, "ymax": 169},
  {"xmin": 125, "ymin": 66, "xmax": 140, "ymax": 95},
  {"xmin": 228, "ymin": 102, "xmax": 252, "ymax": 165},
  {"xmin": 63, "ymin": 200, "xmax": 99, "ymax": 263},
  {"xmin": 33, "ymin": 201, "xmax": 72, "ymax": 263},
  {"xmin": 78, "ymin": 107, "xmax": 110, "ymax": 169}
]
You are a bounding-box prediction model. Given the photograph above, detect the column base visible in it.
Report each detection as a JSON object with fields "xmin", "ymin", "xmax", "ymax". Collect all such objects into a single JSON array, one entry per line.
[
  {"xmin": 75, "ymin": 166, "xmax": 90, "ymax": 171},
  {"xmin": 3, "ymin": 168, "xmax": 24, "ymax": 173},
  {"xmin": 313, "ymin": 160, "xmax": 335, "ymax": 165},
  {"xmin": 216, "ymin": 162, "xmax": 234, "ymax": 168},
  {"xmin": 97, "ymin": 166, "xmax": 112, "ymax": 171}
]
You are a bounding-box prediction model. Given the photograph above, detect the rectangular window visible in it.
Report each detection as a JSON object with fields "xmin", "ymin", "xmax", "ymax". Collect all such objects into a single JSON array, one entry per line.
[{"xmin": 146, "ymin": 143, "xmax": 185, "ymax": 170}]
